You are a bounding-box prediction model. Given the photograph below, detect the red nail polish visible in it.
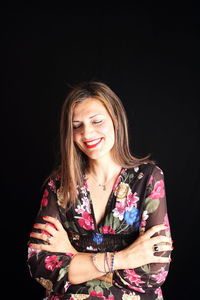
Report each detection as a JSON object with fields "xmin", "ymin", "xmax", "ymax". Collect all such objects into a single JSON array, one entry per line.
[
  {"xmin": 172, "ymin": 246, "xmax": 174, "ymax": 249},
  {"xmin": 29, "ymin": 244, "xmax": 33, "ymax": 247},
  {"xmin": 43, "ymin": 216, "xmax": 48, "ymax": 219},
  {"xmin": 33, "ymin": 224, "xmax": 37, "ymax": 227},
  {"xmin": 169, "ymin": 258, "xmax": 172, "ymax": 262}
]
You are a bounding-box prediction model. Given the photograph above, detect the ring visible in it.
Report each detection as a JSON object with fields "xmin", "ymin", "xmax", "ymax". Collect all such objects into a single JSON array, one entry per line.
[
  {"xmin": 46, "ymin": 235, "xmax": 52, "ymax": 245},
  {"xmin": 153, "ymin": 245, "xmax": 159, "ymax": 252}
]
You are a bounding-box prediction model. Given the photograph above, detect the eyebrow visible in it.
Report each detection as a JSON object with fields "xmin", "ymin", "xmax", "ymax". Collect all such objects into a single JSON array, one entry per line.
[{"xmin": 72, "ymin": 114, "xmax": 103, "ymax": 122}]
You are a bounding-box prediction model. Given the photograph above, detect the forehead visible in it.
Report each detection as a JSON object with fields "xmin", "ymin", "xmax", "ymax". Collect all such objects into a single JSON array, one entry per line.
[{"xmin": 72, "ymin": 98, "xmax": 108, "ymax": 117}]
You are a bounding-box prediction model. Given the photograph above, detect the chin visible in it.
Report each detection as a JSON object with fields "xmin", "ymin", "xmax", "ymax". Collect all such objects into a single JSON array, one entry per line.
[{"xmin": 86, "ymin": 149, "xmax": 113, "ymax": 161}]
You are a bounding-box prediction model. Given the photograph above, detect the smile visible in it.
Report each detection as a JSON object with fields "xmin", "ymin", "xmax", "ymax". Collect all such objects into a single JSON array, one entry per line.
[{"xmin": 84, "ymin": 138, "xmax": 103, "ymax": 148}]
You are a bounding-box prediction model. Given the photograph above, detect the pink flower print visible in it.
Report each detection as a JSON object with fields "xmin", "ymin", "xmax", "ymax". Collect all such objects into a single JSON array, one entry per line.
[
  {"xmin": 127, "ymin": 192, "xmax": 139, "ymax": 209},
  {"xmin": 41, "ymin": 189, "xmax": 49, "ymax": 207},
  {"xmin": 164, "ymin": 214, "xmax": 170, "ymax": 232},
  {"xmin": 124, "ymin": 269, "xmax": 145, "ymax": 286},
  {"xmin": 148, "ymin": 175, "xmax": 153, "ymax": 186},
  {"xmin": 128, "ymin": 285, "xmax": 145, "ymax": 293},
  {"xmin": 113, "ymin": 201, "xmax": 126, "ymax": 220},
  {"xmin": 149, "ymin": 180, "xmax": 165, "ymax": 199},
  {"xmin": 28, "ymin": 247, "xmax": 41, "ymax": 259},
  {"xmin": 101, "ymin": 225, "xmax": 116, "ymax": 234},
  {"xmin": 64, "ymin": 281, "xmax": 71, "ymax": 292},
  {"xmin": 82, "ymin": 196, "xmax": 91, "ymax": 213},
  {"xmin": 155, "ymin": 287, "xmax": 163, "ymax": 298},
  {"xmin": 90, "ymin": 290, "xmax": 104, "ymax": 298},
  {"xmin": 151, "ymin": 267, "xmax": 168, "ymax": 283},
  {"xmin": 48, "ymin": 179, "xmax": 56, "ymax": 192},
  {"xmin": 140, "ymin": 210, "xmax": 149, "ymax": 228},
  {"xmin": 44, "ymin": 255, "xmax": 62, "ymax": 271},
  {"xmin": 89, "ymin": 290, "xmax": 115, "ymax": 300},
  {"xmin": 78, "ymin": 211, "xmax": 95, "ymax": 230},
  {"xmin": 75, "ymin": 204, "xmax": 85, "ymax": 215},
  {"xmin": 137, "ymin": 172, "xmax": 144, "ymax": 179}
]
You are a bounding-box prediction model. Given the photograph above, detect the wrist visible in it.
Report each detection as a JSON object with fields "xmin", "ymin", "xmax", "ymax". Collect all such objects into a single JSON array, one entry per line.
[{"xmin": 114, "ymin": 250, "xmax": 127, "ymax": 270}]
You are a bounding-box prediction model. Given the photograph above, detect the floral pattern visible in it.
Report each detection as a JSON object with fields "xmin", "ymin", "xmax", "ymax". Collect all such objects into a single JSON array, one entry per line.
[{"xmin": 27, "ymin": 163, "xmax": 171, "ymax": 300}]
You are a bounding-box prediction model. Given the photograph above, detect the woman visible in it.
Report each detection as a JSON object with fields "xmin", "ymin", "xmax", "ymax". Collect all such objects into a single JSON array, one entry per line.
[{"xmin": 27, "ymin": 81, "xmax": 173, "ymax": 300}]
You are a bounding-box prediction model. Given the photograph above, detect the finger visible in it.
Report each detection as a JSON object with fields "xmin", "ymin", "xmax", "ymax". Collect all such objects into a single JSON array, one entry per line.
[
  {"xmin": 151, "ymin": 235, "xmax": 172, "ymax": 245},
  {"xmin": 144, "ymin": 224, "xmax": 168, "ymax": 239},
  {"xmin": 151, "ymin": 256, "xmax": 171, "ymax": 264},
  {"xmin": 33, "ymin": 223, "xmax": 57, "ymax": 236},
  {"xmin": 30, "ymin": 232, "xmax": 52, "ymax": 242},
  {"xmin": 153, "ymin": 244, "xmax": 174, "ymax": 252},
  {"xmin": 28, "ymin": 243, "xmax": 52, "ymax": 252},
  {"xmin": 43, "ymin": 216, "xmax": 63, "ymax": 231}
]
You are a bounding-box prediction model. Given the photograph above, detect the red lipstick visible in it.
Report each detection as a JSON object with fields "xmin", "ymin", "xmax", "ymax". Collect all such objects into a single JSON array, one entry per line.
[{"xmin": 84, "ymin": 137, "xmax": 103, "ymax": 149}]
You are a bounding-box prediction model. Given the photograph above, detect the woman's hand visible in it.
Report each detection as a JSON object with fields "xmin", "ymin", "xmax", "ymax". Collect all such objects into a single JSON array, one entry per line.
[
  {"xmin": 116, "ymin": 224, "xmax": 173, "ymax": 270},
  {"xmin": 29, "ymin": 216, "xmax": 78, "ymax": 254}
]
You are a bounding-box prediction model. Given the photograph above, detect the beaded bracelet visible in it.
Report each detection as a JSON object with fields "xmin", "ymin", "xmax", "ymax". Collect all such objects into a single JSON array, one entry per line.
[
  {"xmin": 105, "ymin": 252, "xmax": 115, "ymax": 273},
  {"xmin": 110, "ymin": 252, "xmax": 115, "ymax": 273},
  {"xmin": 92, "ymin": 253, "xmax": 106, "ymax": 273}
]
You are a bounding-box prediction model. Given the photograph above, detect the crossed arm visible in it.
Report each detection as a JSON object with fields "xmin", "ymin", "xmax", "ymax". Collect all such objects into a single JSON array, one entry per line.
[{"xmin": 29, "ymin": 216, "xmax": 172, "ymax": 284}]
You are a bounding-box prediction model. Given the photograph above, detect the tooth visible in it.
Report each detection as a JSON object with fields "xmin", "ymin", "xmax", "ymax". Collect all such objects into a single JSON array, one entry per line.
[{"xmin": 86, "ymin": 138, "xmax": 101, "ymax": 145}]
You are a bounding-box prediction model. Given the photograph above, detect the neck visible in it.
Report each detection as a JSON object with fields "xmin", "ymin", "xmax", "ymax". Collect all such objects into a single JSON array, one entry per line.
[{"xmin": 87, "ymin": 158, "xmax": 122, "ymax": 184}]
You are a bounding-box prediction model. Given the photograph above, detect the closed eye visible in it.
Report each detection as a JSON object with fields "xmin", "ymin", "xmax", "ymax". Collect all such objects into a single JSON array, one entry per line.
[
  {"xmin": 73, "ymin": 120, "xmax": 103, "ymax": 130},
  {"xmin": 73, "ymin": 124, "xmax": 82, "ymax": 129},
  {"xmin": 93, "ymin": 120, "xmax": 103, "ymax": 124}
]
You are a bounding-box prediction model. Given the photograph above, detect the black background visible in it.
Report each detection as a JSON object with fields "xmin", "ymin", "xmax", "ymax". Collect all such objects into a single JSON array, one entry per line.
[{"xmin": 1, "ymin": 4, "xmax": 200, "ymax": 300}]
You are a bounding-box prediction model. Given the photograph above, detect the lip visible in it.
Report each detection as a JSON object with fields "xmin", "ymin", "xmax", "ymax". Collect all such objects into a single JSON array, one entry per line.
[{"xmin": 84, "ymin": 137, "xmax": 103, "ymax": 149}]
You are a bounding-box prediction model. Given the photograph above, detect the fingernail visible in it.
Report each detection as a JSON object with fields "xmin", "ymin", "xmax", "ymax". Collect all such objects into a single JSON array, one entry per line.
[
  {"xmin": 43, "ymin": 216, "xmax": 48, "ymax": 219},
  {"xmin": 169, "ymin": 258, "xmax": 172, "ymax": 262},
  {"xmin": 172, "ymin": 246, "xmax": 174, "ymax": 250},
  {"xmin": 29, "ymin": 244, "xmax": 33, "ymax": 247},
  {"xmin": 33, "ymin": 224, "xmax": 37, "ymax": 227}
]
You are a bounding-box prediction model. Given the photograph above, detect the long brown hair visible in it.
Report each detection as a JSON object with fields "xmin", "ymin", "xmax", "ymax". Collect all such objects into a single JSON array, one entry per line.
[{"xmin": 51, "ymin": 81, "xmax": 153, "ymax": 208}]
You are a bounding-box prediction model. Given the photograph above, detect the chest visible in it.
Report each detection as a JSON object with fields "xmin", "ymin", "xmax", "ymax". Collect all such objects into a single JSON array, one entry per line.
[{"xmin": 88, "ymin": 183, "xmax": 113, "ymax": 226}]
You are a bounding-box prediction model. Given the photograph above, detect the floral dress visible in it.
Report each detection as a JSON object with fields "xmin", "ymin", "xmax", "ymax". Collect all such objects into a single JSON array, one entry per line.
[{"xmin": 27, "ymin": 163, "xmax": 171, "ymax": 300}]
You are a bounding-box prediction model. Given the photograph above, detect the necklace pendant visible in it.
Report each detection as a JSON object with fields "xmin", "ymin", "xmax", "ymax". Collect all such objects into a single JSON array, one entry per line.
[{"xmin": 99, "ymin": 184, "xmax": 106, "ymax": 191}]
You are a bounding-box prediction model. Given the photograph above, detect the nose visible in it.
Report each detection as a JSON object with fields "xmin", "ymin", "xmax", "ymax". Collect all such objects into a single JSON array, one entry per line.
[{"xmin": 81, "ymin": 123, "xmax": 95, "ymax": 140}]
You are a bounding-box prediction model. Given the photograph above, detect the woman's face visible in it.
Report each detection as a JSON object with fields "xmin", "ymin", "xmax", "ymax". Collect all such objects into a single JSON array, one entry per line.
[{"xmin": 72, "ymin": 98, "xmax": 115, "ymax": 162}]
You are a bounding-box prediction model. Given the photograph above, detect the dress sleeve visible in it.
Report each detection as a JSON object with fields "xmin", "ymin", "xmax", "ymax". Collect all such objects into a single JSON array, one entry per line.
[
  {"xmin": 27, "ymin": 177, "xmax": 74, "ymax": 295},
  {"xmin": 113, "ymin": 165, "xmax": 171, "ymax": 297}
]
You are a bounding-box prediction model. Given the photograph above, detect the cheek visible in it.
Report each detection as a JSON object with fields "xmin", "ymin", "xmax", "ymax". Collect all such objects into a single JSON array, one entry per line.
[
  {"xmin": 100, "ymin": 122, "xmax": 115, "ymax": 146},
  {"xmin": 73, "ymin": 132, "xmax": 80, "ymax": 143},
  {"xmin": 100, "ymin": 120, "xmax": 115, "ymax": 135}
]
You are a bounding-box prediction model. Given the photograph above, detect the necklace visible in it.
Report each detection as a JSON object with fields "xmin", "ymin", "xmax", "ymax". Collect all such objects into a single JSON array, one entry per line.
[{"xmin": 88, "ymin": 168, "xmax": 122, "ymax": 192}]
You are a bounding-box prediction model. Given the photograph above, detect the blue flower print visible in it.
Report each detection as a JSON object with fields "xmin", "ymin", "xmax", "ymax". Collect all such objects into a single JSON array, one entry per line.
[
  {"xmin": 124, "ymin": 207, "xmax": 139, "ymax": 225},
  {"xmin": 92, "ymin": 233, "xmax": 104, "ymax": 245}
]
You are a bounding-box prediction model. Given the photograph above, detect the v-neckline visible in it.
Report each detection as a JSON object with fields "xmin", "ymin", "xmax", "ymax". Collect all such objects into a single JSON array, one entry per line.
[{"xmin": 84, "ymin": 167, "xmax": 126, "ymax": 232}]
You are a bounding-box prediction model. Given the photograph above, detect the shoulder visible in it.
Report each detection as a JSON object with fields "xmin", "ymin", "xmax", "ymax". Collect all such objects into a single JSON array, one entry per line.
[
  {"xmin": 127, "ymin": 162, "xmax": 163, "ymax": 175},
  {"xmin": 126, "ymin": 163, "xmax": 164, "ymax": 183},
  {"xmin": 139, "ymin": 163, "xmax": 164, "ymax": 175}
]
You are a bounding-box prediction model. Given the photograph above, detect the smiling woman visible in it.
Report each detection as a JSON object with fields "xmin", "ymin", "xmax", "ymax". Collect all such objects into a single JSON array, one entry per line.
[
  {"xmin": 72, "ymin": 98, "xmax": 116, "ymax": 162},
  {"xmin": 27, "ymin": 81, "xmax": 173, "ymax": 300}
]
